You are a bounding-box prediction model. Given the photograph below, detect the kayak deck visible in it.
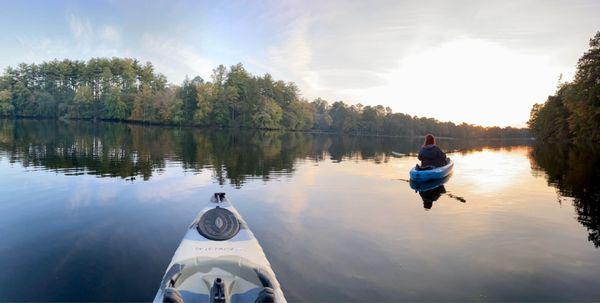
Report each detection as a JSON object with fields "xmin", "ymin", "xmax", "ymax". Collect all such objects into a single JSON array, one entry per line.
[
  {"xmin": 154, "ymin": 193, "xmax": 286, "ymax": 303},
  {"xmin": 410, "ymin": 158, "xmax": 454, "ymax": 181}
]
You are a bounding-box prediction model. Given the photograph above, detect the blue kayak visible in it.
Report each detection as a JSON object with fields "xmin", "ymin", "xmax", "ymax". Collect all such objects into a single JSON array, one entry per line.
[{"xmin": 410, "ymin": 158, "xmax": 454, "ymax": 181}]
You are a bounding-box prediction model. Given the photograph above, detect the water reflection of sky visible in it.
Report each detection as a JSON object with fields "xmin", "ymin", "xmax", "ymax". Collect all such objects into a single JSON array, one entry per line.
[
  {"xmin": 240, "ymin": 148, "xmax": 600, "ymax": 301},
  {"xmin": 1, "ymin": 121, "xmax": 599, "ymax": 301}
]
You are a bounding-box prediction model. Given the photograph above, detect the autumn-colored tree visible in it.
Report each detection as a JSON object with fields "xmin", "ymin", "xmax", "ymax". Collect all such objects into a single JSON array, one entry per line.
[{"xmin": 529, "ymin": 31, "xmax": 600, "ymax": 142}]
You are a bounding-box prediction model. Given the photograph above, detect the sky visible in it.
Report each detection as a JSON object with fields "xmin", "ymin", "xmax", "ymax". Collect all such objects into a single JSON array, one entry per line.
[{"xmin": 0, "ymin": 0, "xmax": 599, "ymax": 127}]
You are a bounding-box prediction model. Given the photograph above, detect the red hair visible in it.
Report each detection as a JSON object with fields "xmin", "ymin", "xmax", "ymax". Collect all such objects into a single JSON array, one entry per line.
[{"xmin": 424, "ymin": 134, "xmax": 435, "ymax": 146}]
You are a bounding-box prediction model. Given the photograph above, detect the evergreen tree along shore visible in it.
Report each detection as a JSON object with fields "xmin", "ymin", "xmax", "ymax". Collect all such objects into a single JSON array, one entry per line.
[
  {"xmin": 528, "ymin": 31, "xmax": 600, "ymax": 142},
  {"xmin": 0, "ymin": 57, "xmax": 529, "ymax": 138}
]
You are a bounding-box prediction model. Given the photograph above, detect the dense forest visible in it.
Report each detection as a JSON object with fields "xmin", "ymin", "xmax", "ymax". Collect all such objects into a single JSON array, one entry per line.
[
  {"xmin": 528, "ymin": 31, "xmax": 600, "ymax": 142},
  {"xmin": 0, "ymin": 58, "xmax": 528, "ymax": 138}
]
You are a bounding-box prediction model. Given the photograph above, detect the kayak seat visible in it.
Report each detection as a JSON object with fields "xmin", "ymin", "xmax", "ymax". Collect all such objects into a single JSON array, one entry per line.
[
  {"xmin": 416, "ymin": 164, "xmax": 436, "ymax": 171},
  {"xmin": 416, "ymin": 157, "xmax": 450, "ymax": 171},
  {"xmin": 163, "ymin": 287, "xmax": 184, "ymax": 303}
]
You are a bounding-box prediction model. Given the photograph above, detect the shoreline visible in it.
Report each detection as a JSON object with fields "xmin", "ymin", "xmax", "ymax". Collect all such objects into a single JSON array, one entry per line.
[{"xmin": 0, "ymin": 116, "xmax": 533, "ymax": 140}]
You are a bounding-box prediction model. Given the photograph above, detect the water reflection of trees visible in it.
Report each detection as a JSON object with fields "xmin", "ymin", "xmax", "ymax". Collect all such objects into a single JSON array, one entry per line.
[
  {"xmin": 0, "ymin": 120, "xmax": 313, "ymax": 185},
  {"xmin": 529, "ymin": 142, "xmax": 600, "ymax": 247},
  {"xmin": 0, "ymin": 119, "xmax": 530, "ymax": 187}
]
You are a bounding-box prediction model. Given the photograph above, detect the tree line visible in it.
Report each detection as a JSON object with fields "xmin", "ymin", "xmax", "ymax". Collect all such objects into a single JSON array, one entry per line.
[
  {"xmin": 0, "ymin": 57, "xmax": 529, "ymax": 138},
  {"xmin": 528, "ymin": 31, "xmax": 600, "ymax": 142}
]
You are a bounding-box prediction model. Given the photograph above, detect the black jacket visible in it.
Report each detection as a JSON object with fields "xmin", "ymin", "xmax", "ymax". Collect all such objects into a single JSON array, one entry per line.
[{"xmin": 418, "ymin": 144, "xmax": 447, "ymax": 168}]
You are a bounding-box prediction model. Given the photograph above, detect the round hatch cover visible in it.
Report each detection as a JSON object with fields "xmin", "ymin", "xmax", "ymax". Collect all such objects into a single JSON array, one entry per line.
[{"xmin": 196, "ymin": 207, "xmax": 240, "ymax": 241}]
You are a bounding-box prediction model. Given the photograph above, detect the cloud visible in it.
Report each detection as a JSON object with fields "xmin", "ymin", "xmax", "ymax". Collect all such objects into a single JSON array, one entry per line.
[
  {"xmin": 66, "ymin": 12, "xmax": 122, "ymax": 54},
  {"xmin": 100, "ymin": 25, "xmax": 121, "ymax": 42},
  {"xmin": 258, "ymin": 0, "xmax": 600, "ymax": 125},
  {"xmin": 351, "ymin": 37, "xmax": 566, "ymax": 126},
  {"xmin": 68, "ymin": 13, "xmax": 93, "ymax": 41},
  {"xmin": 267, "ymin": 17, "xmax": 319, "ymax": 93},
  {"xmin": 140, "ymin": 34, "xmax": 215, "ymax": 82},
  {"xmin": 12, "ymin": 35, "xmax": 67, "ymax": 64}
]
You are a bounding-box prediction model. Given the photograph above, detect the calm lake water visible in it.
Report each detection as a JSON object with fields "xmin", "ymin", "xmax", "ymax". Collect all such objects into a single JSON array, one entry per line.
[{"xmin": 0, "ymin": 119, "xmax": 599, "ymax": 301}]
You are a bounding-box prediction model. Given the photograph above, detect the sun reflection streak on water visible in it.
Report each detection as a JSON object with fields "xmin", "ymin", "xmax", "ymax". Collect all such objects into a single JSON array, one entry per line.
[{"xmin": 450, "ymin": 147, "xmax": 534, "ymax": 195}]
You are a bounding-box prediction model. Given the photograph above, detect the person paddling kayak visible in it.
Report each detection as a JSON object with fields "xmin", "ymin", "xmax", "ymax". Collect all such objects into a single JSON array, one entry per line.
[{"xmin": 418, "ymin": 134, "xmax": 447, "ymax": 169}]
